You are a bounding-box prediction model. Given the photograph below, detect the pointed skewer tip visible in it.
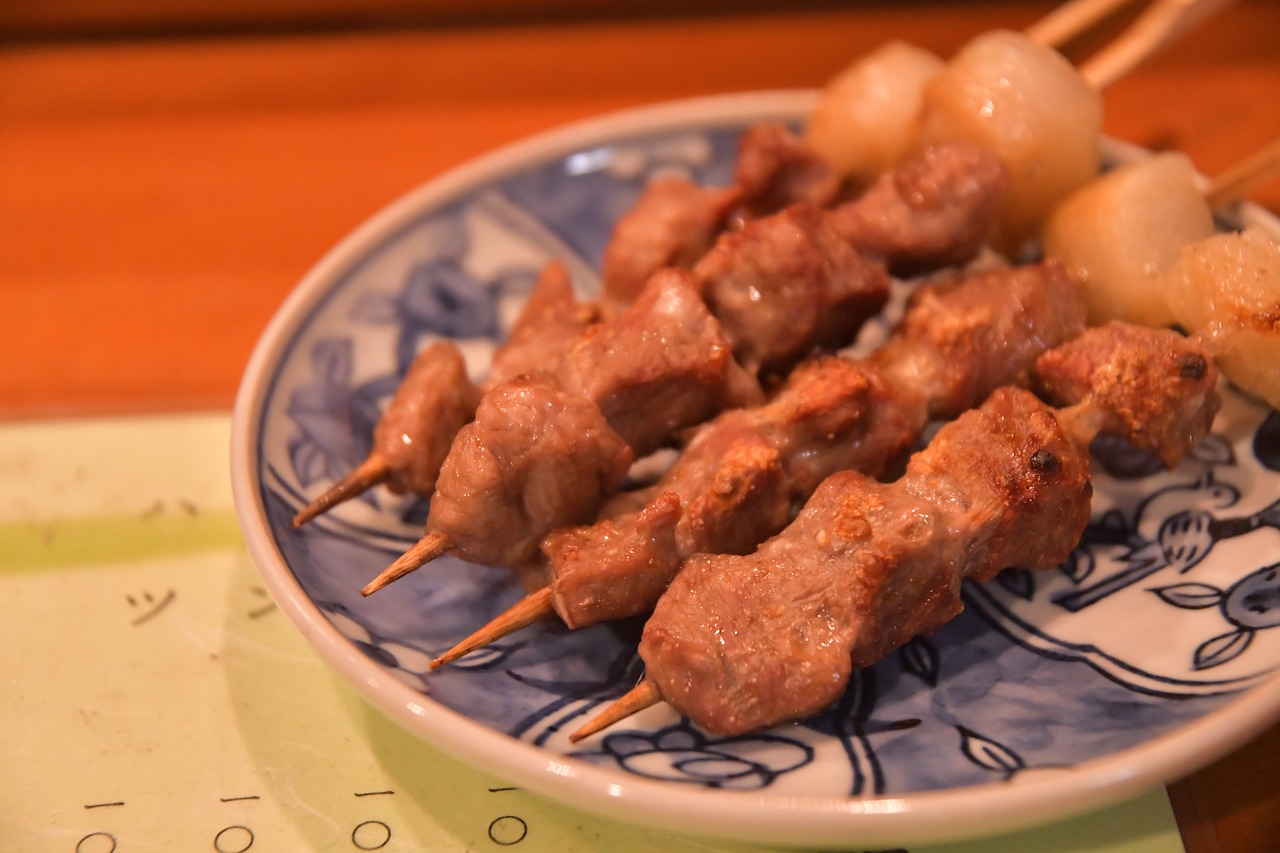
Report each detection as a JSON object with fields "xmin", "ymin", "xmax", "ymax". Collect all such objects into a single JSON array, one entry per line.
[
  {"xmin": 361, "ymin": 532, "xmax": 451, "ymax": 596},
  {"xmin": 429, "ymin": 587, "xmax": 555, "ymax": 669},
  {"xmin": 569, "ymin": 680, "xmax": 663, "ymax": 743},
  {"xmin": 292, "ymin": 453, "xmax": 391, "ymax": 529}
]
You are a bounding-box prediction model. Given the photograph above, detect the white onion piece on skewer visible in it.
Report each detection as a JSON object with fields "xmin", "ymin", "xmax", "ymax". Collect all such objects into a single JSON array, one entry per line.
[
  {"xmin": 1163, "ymin": 228, "xmax": 1280, "ymax": 409},
  {"xmin": 804, "ymin": 0, "xmax": 1145, "ymax": 188},
  {"xmin": 1042, "ymin": 151, "xmax": 1216, "ymax": 326},
  {"xmin": 917, "ymin": 29, "xmax": 1103, "ymax": 255},
  {"xmin": 805, "ymin": 42, "xmax": 946, "ymax": 186}
]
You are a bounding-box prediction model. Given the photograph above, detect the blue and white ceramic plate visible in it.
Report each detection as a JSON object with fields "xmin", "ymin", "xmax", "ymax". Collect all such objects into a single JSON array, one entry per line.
[{"xmin": 230, "ymin": 91, "xmax": 1280, "ymax": 847}]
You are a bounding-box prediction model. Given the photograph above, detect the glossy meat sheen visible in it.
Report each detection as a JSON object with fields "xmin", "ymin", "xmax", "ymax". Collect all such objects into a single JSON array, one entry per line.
[
  {"xmin": 872, "ymin": 259, "xmax": 1085, "ymax": 419},
  {"xmin": 829, "ymin": 141, "xmax": 1008, "ymax": 277},
  {"xmin": 543, "ymin": 491, "xmax": 684, "ymax": 629},
  {"xmin": 539, "ymin": 261, "xmax": 1090, "ymax": 631},
  {"xmin": 640, "ymin": 388, "xmax": 1092, "ymax": 736},
  {"xmin": 731, "ymin": 123, "xmax": 843, "ymax": 218},
  {"xmin": 546, "ymin": 426, "xmax": 789, "ymax": 629},
  {"xmin": 1034, "ymin": 322, "xmax": 1221, "ymax": 468},
  {"xmin": 483, "ymin": 260, "xmax": 600, "ymax": 391},
  {"xmin": 427, "ymin": 373, "xmax": 633, "ymax": 567},
  {"xmin": 695, "ymin": 202, "xmax": 890, "ymax": 376},
  {"xmin": 374, "ymin": 341, "xmax": 481, "ymax": 496},
  {"xmin": 557, "ymin": 268, "xmax": 759, "ymax": 456},
  {"xmin": 600, "ymin": 177, "xmax": 741, "ymax": 310}
]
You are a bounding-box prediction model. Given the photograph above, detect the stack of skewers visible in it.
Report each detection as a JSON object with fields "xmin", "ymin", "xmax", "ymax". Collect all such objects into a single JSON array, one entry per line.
[{"xmin": 287, "ymin": 0, "xmax": 1280, "ymax": 743}]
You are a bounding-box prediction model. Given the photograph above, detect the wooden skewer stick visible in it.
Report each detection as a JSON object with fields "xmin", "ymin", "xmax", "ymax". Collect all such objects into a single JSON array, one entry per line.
[
  {"xmin": 1204, "ymin": 138, "xmax": 1280, "ymax": 210},
  {"xmin": 1025, "ymin": 0, "xmax": 1144, "ymax": 48},
  {"xmin": 569, "ymin": 680, "xmax": 663, "ymax": 743},
  {"xmin": 429, "ymin": 587, "xmax": 555, "ymax": 669},
  {"xmin": 362, "ymin": 532, "xmax": 451, "ymax": 596},
  {"xmin": 292, "ymin": 454, "xmax": 391, "ymax": 529},
  {"xmin": 1079, "ymin": 0, "xmax": 1239, "ymax": 90}
]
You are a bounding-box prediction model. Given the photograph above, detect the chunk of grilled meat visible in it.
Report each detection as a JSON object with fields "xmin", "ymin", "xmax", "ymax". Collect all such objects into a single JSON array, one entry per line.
[
  {"xmin": 537, "ymin": 260, "xmax": 1083, "ymax": 631},
  {"xmin": 292, "ymin": 261, "xmax": 595, "ymax": 528},
  {"xmin": 580, "ymin": 325, "xmax": 1218, "ymax": 738},
  {"xmin": 602, "ymin": 137, "xmax": 1009, "ymax": 309},
  {"xmin": 367, "ymin": 268, "xmax": 758, "ymax": 590}
]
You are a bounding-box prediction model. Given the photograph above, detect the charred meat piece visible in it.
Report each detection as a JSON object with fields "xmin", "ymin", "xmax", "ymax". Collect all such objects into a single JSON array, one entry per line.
[
  {"xmin": 639, "ymin": 387, "xmax": 1093, "ymax": 736},
  {"xmin": 535, "ymin": 260, "xmax": 1083, "ymax": 632},
  {"xmin": 427, "ymin": 373, "xmax": 634, "ymax": 568},
  {"xmin": 375, "ymin": 342, "xmax": 483, "ymax": 498},
  {"xmin": 601, "ymin": 177, "xmax": 742, "ymax": 310},
  {"xmin": 292, "ymin": 261, "xmax": 596, "ymax": 528},
  {"xmin": 591, "ymin": 326, "xmax": 1219, "ymax": 738},
  {"xmin": 541, "ymin": 491, "xmax": 685, "ymax": 629},
  {"xmin": 369, "ymin": 268, "xmax": 755, "ymax": 589},
  {"xmin": 731, "ymin": 123, "xmax": 844, "ymax": 219},
  {"xmin": 557, "ymin": 268, "xmax": 762, "ymax": 456},
  {"xmin": 601, "ymin": 137, "xmax": 1009, "ymax": 315},
  {"xmin": 695, "ymin": 203, "xmax": 890, "ymax": 377},
  {"xmin": 1034, "ymin": 322, "xmax": 1220, "ymax": 468},
  {"xmin": 829, "ymin": 140, "xmax": 1010, "ymax": 277},
  {"xmin": 290, "ymin": 341, "xmax": 482, "ymax": 528},
  {"xmin": 872, "ymin": 259, "xmax": 1084, "ymax": 419},
  {"xmin": 483, "ymin": 260, "xmax": 601, "ymax": 390},
  {"xmin": 546, "ymin": 425, "xmax": 789, "ymax": 632}
]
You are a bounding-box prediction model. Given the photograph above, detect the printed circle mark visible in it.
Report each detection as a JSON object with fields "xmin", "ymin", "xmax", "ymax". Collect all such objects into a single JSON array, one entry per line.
[
  {"xmin": 351, "ymin": 819, "xmax": 391, "ymax": 850},
  {"xmin": 76, "ymin": 833, "xmax": 117, "ymax": 853},
  {"xmin": 214, "ymin": 825, "xmax": 254, "ymax": 853},
  {"xmin": 488, "ymin": 815, "xmax": 528, "ymax": 845}
]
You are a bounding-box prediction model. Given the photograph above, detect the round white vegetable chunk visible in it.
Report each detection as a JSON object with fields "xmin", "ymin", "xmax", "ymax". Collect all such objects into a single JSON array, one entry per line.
[
  {"xmin": 1043, "ymin": 152, "xmax": 1216, "ymax": 327},
  {"xmin": 806, "ymin": 41, "xmax": 946, "ymax": 186},
  {"xmin": 1164, "ymin": 228, "xmax": 1280, "ymax": 409},
  {"xmin": 918, "ymin": 29, "xmax": 1102, "ymax": 255}
]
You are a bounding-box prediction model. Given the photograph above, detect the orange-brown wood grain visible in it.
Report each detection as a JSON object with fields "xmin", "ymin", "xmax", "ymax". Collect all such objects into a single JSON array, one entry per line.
[{"xmin": 2, "ymin": 4, "xmax": 1279, "ymax": 847}]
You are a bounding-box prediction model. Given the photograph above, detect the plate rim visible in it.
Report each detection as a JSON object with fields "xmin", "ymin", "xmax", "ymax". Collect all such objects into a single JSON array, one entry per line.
[{"xmin": 229, "ymin": 89, "xmax": 1280, "ymax": 848}]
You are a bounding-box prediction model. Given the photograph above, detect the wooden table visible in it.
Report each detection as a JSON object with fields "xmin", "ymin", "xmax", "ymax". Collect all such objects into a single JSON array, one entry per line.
[{"xmin": 3, "ymin": 2, "xmax": 1278, "ymax": 850}]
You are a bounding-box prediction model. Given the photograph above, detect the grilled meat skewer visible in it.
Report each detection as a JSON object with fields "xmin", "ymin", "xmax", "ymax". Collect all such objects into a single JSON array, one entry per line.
[
  {"xmin": 363, "ymin": 268, "xmax": 765, "ymax": 594},
  {"xmin": 295, "ymin": 139, "xmax": 1005, "ymax": 529},
  {"xmin": 291, "ymin": 261, "xmax": 596, "ymax": 528},
  {"xmin": 571, "ymin": 323, "xmax": 1220, "ymax": 740},
  {"xmin": 430, "ymin": 260, "xmax": 1086, "ymax": 668},
  {"xmin": 604, "ymin": 137, "xmax": 1007, "ymax": 310},
  {"xmin": 365, "ymin": 140, "xmax": 1002, "ymax": 593}
]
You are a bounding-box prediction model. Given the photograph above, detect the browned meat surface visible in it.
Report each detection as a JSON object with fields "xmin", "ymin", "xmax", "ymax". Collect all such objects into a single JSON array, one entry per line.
[
  {"xmin": 695, "ymin": 203, "xmax": 890, "ymax": 376},
  {"xmin": 601, "ymin": 177, "xmax": 741, "ymax": 310},
  {"xmin": 424, "ymin": 269, "xmax": 755, "ymax": 570},
  {"xmin": 538, "ymin": 262, "xmax": 1088, "ymax": 632},
  {"xmin": 731, "ymin": 123, "xmax": 843, "ymax": 219},
  {"xmin": 740, "ymin": 356, "xmax": 919, "ymax": 498},
  {"xmin": 871, "ymin": 260, "xmax": 1085, "ymax": 419},
  {"xmin": 426, "ymin": 373, "xmax": 633, "ymax": 567},
  {"xmin": 483, "ymin": 260, "xmax": 600, "ymax": 390},
  {"xmin": 544, "ymin": 359, "xmax": 911, "ymax": 630},
  {"xmin": 543, "ymin": 491, "xmax": 684, "ymax": 629},
  {"xmin": 374, "ymin": 341, "xmax": 483, "ymax": 497},
  {"xmin": 545, "ymin": 424, "xmax": 797, "ymax": 630},
  {"xmin": 631, "ymin": 320, "xmax": 1224, "ymax": 737},
  {"xmin": 639, "ymin": 387, "xmax": 1093, "ymax": 736},
  {"xmin": 1034, "ymin": 322, "xmax": 1221, "ymax": 468},
  {"xmin": 601, "ymin": 135, "xmax": 1009, "ymax": 320},
  {"xmin": 557, "ymin": 268, "xmax": 761, "ymax": 456},
  {"xmin": 828, "ymin": 141, "xmax": 1009, "ymax": 277}
]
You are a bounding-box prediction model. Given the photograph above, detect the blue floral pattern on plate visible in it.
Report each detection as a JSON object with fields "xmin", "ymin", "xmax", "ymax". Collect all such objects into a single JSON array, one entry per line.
[{"xmin": 235, "ymin": 94, "xmax": 1280, "ymax": 842}]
